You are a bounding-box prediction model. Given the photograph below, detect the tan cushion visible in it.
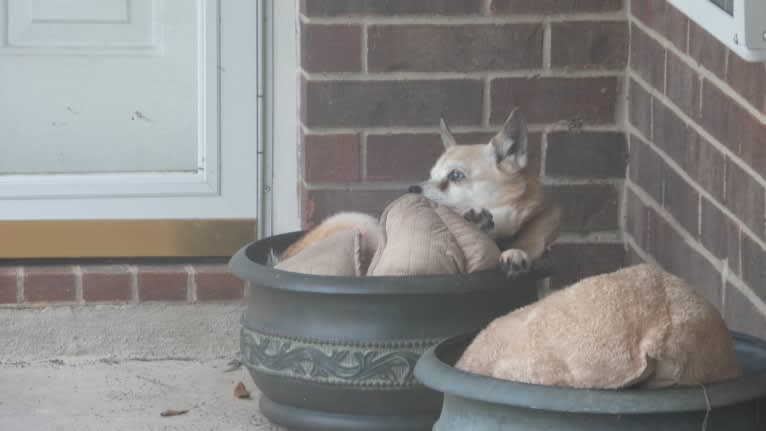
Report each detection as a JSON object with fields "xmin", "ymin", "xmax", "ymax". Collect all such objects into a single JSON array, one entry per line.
[
  {"xmin": 367, "ymin": 194, "xmax": 500, "ymax": 276},
  {"xmin": 456, "ymin": 264, "xmax": 741, "ymax": 389},
  {"xmin": 274, "ymin": 230, "xmax": 363, "ymax": 276}
]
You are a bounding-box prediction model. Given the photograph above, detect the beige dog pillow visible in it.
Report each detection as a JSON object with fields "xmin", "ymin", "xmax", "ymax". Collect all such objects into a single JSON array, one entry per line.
[
  {"xmin": 367, "ymin": 194, "xmax": 501, "ymax": 276},
  {"xmin": 457, "ymin": 264, "xmax": 741, "ymax": 389},
  {"xmin": 276, "ymin": 194, "xmax": 501, "ymax": 277}
]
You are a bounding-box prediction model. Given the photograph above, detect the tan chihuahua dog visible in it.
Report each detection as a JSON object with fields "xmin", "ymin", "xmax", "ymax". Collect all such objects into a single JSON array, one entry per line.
[
  {"xmin": 410, "ymin": 108, "xmax": 560, "ymax": 276},
  {"xmin": 279, "ymin": 108, "xmax": 559, "ymax": 277}
]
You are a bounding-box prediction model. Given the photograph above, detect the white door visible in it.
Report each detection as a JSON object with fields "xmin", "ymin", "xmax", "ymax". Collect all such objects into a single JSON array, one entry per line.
[{"xmin": 0, "ymin": 0, "xmax": 261, "ymax": 221}]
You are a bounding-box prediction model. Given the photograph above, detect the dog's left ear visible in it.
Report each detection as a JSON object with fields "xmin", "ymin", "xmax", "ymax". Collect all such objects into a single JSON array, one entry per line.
[
  {"xmin": 491, "ymin": 108, "xmax": 527, "ymax": 168},
  {"xmin": 440, "ymin": 117, "xmax": 457, "ymax": 150}
]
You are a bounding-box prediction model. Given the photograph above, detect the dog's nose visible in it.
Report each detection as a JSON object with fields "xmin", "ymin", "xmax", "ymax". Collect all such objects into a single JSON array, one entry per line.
[{"xmin": 408, "ymin": 185, "xmax": 422, "ymax": 194}]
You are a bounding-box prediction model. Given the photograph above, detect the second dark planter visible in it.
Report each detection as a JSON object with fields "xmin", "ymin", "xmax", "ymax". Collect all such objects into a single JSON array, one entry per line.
[{"xmin": 230, "ymin": 231, "xmax": 545, "ymax": 431}]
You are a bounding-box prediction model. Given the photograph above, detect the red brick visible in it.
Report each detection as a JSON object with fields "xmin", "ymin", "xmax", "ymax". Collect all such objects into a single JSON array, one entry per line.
[
  {"xmin": 550, "ymin": 21, "xmax": 628, "ymax": 70},
  {"xmin": 545, "ymin": 184, "xmax": 619, "ymax": 233},
  {"xmin": 727, "ymin": 56, "xmax": 766, "ymax": 114},
  {"xmin": 492, "ymin": 0, "xmax": 622, "ymax": 14},
  {"xmin": 629, "ymin": 78, "xmax": 652, "ymax": 138},
  {"xmin": 302, "ymin": 24, "xmax": 361, "ymax": 73},
  {"xmin": 685, "ymin": 128, "xmax": 725, "ymax": 202},
  {"xmin": 630, "ymin": 24, "xmax": 665, "ymax": 92},
  {"xmin": 645, "ymin": 208, "xmax": 722, "ymax": 306},
  {"xmin": 700, "ymin": 198, "xmax": 740, "ymax": 273},
  {"xmin": 625, "ymin": 188, "xmax": 650, "ymax": 250},
  {"xmin": 490, "ymin": 77, "xmax": 617, "ymax": 125},
  {"xmin": 304, "ymin": 134, "xmax": 360, "ymax": 183},
  {"xmin": 664, "ymin": 4, "xmax": 689, "ymax": 52},
  {"xmin": 741, "ymin": 235, "xmax": 766, "ymax": 303},
  {"xmin": 302, "ymin": 189, "xmax": 403, "ymax": 227},
  {"xmin": 662, "ymin": 167, "xmax": 698, "ymax": 237},
  {"xmin": 0, "ymin": 267, "xmax": 17, "ymax": 304},
  {"xmin": 549, "ymin": 243, "xmax": 625, "ymax": 289},
  {"xmin": 368, "ymin": 24, "xmax": 543, "ymax": 73},
  {"xmin": 665, "ymin": 52, "xmax": 699, "ymax": 118},
  {"xmin": 725, "ymin": 160, "xmax": 765, "ymax": 240},
  {"xmin": 725, "ymin": 284, "xmax": 766, "ymax": 339},
  {"xmin": 303, "ymin": 79, "xmax": 483, "ymax": 128},
  {"xmin": 701, "ymin": 81, "xmax": 744, "ymax": 153},
  {"xmin": 688, "ymin": 21, "xmax": 727, "ymax": 79},
  {"xmin": 366, "ymin": 134, "xmax": 442, "ymax": 182},
  {"xmin": 652, "ymin": 101, "xmax": 688, "ymax": 165},
  {"xmin": 82, "ymin": 265, "xmax": 132, "ymax": 303},
  {"xmin": 302, "ymin": 0, "xmax": 483, "ymax": 16},
  {"xmin": 24, "ymin": 266, "xmax": 76, "ymax": 303},
  {"xmin": 739, "ymin": 114, "xmax": 766, "ymax": 180},
  {"xmin": 631, "ymin": 0, "xmax": 666, "ymax": 34},
  {"xmin": 545, "ymin": 131, "xmax": 627, "ymax": 178},
  {"xmin": 138, "ymin": 266, "xmax": 188, "ymax": 302},
  {"xmin": 628, "ymin": 135, "xmax": 664, "ymax": 203},
  {"xmin": 194, "ymin": 265, "xmax": 244, "ymax": 301}
]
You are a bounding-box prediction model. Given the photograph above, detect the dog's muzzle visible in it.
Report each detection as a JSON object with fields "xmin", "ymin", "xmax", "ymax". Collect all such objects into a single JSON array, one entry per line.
[{"xmin": 408, "ymin": 185, "xmax": 422, "ymax": 194}]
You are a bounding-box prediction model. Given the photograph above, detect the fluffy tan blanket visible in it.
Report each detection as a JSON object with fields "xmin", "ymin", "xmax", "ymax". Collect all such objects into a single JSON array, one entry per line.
[{"xmin": 456, "ymin": 264, "xmax": 741, "ymax": 389}]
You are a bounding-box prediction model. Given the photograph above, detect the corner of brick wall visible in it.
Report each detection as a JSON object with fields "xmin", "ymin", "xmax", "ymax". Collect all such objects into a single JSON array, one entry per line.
[
  {"xmin": 626, "ymin": 0, "xmax": 766, "ymax": 337},
  {"xmin": 299, "ymin": 0, "xmax": 629, "ymax": 288}
]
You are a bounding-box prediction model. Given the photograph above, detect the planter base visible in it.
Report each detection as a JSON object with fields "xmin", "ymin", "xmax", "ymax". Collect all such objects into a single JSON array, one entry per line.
[{"xmin": 260, "ymin": 397, "xmax": 437, "ymax": 431}]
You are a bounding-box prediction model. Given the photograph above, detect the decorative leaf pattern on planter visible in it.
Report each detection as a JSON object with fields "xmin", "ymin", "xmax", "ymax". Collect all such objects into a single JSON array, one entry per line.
[{"xmin": 240, "ymin": 327, "xmax": 438, "ymax": 387}]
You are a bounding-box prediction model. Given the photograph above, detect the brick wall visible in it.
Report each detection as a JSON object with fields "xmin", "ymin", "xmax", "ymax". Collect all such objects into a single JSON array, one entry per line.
[
  {"xmin": 0, "ymin": 264, "xmax": 245, "ymax": 306},
  {"xmin": 626, "ymin": 0, "xmax": 766, "ymax": 337},
  {"xmin": 300, "ymin": 0, "xmax": 629, "ymax": 288}
]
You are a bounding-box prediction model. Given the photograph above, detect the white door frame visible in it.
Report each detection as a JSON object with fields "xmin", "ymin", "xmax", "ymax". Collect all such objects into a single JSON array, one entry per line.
[
  {"xmin": 260, "ymin": 0, "xmax": 301, "ymax": 236},
  {"xmin": 0, "ymin": 0, "xmax": 260, "ymax": 220}
]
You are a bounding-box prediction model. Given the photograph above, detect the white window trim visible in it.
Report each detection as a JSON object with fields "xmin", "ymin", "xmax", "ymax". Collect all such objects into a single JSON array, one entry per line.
[{"xmin": 668, "ymin": 0, "xmax": 766, "ymax": 62}]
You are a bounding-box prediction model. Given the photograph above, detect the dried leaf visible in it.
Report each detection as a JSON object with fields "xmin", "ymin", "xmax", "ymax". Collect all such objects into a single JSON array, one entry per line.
[
  {"xmin": 234, "ymin": 382, "xmax": 251, "ymax": 399},
  {"xmin": 160, "ymin": 409, "xmax": 189, "ymax": 417},
  {"xmin": 224, "ymin": 359, "xmax": 241, "ymax": 373}
]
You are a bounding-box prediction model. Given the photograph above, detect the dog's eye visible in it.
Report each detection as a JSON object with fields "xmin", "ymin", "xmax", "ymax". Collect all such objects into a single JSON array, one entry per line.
[{"xmin": 447, "ymin": 170, "xmax": 465, "ymax": 182}]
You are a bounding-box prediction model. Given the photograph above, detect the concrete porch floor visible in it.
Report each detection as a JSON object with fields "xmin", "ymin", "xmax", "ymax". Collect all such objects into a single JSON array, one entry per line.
[{"xmin": 0, "ymin": 357, "xmax": 285, "ymax": 431}]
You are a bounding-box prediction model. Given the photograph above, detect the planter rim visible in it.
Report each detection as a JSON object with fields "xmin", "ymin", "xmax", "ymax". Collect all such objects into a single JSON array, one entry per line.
[
  {"xmin": 414, "ymin": 332, "xmax": 766, "ymax": 414},
  {"xmin": 229, "ymin": 232, "xmax": 549, "ymax": 295}
]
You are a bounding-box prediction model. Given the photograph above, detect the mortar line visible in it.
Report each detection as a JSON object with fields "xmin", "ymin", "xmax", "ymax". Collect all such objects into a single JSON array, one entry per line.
[
  {"xmin": 129, "ymin": 265, "xmax": 138, "ymax": 304},
  {"xmin": 628, "ymin": 128, "xmax": 766, "ymax": 252},
  {"xmin": 542, "ymin": 19, "xmax": 551, "ymax": 70},
  {"xmin": 481, "ymin": 76, "xmax": 491, "ymax": 127},
  {"xmin": 300, "ymin": 123, "xmax": 624, "ymax": 135},
  {"xmin": 303, "ymin": 70, "xmax": 624, "ymax": 81},
  {"xmin": 186, "ymin": 264, "xmax": 196, "ymax": 303},
  {"xmin": 627, "ymin": 180, "xmax": 766, "ymax": 316},
  {"xmin": 630, "ymin": 14, "xmax": 766, "ymax": 124},
  {"xmin": 629, "ymin": 72, "xmax": 766, "ymax": 191},
  {"xmin": 300, "ymin": 14, "xmax": 628, "ymax": 25},
  {"xmin": 16, "ymin": 266, "xmax": 23, "ymax": 304},
  {"xmin": 74, "ymin": 265, "xmax": 83, "ymax": 305}
]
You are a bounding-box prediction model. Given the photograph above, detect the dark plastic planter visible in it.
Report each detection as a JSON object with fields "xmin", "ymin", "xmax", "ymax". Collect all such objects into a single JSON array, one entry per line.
[
  {"xmin": 415, "ymin": 332, "xmax": 766, "ymax": 431},
  {"xmin": 229, "ymin": 231, "xmax": 546, "ymax": 431}
]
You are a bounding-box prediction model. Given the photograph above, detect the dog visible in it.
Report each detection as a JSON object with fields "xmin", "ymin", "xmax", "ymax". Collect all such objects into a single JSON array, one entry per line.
[
  {"xmin": 409, "ymin": 108, "xmax": 560, "ymax": 276},
  {"xmin": 279, "ymin": 108, "xmax": 559, "ymax": 277}
]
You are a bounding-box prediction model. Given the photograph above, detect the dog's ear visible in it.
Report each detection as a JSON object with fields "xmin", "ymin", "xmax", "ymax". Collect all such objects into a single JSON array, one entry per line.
[
  {"xmin": 491, "ymin": 108, "xmax": 527, "ymax": 168},
  {"xmin": 440, "ymin": 117, "xmax": 457, "ymax": 150}
]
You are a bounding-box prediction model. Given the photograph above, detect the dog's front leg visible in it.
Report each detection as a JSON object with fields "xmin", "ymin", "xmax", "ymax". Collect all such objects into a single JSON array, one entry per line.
[{"xmin": 498, "ymin": 206, "xmax": 560, "ymax": 277}]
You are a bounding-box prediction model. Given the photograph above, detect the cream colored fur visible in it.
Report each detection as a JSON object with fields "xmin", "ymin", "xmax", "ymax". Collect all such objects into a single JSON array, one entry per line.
[{"xmin": 456, "ymin": 264, "xmax": 741, "ymax": 389}]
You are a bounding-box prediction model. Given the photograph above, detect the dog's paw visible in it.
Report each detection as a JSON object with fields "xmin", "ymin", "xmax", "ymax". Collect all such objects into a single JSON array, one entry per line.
[
  {"xmin": 499, "ymin": 249, "xmax": 530, "ymax": 277},
  {"xmin": 463, "ymin": 208, "xmax": 494, "ymax": 232}
]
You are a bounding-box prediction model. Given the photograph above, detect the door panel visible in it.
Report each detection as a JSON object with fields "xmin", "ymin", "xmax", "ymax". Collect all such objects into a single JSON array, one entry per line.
[
  {"xmin": 0, "ymin": 0, "xmax": 260, "ymax": 222},
  {"xmin": 0, "ymin": 0, "xmax": 261, "ymax": 257}
]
